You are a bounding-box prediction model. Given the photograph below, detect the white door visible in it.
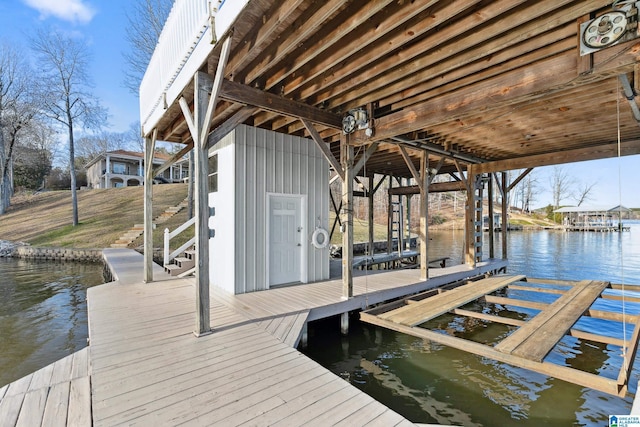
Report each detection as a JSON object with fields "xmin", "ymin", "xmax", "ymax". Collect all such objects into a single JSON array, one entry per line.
[{"xmin": 269, "ymin": 195, "xmax": 303, "ymax": 286}]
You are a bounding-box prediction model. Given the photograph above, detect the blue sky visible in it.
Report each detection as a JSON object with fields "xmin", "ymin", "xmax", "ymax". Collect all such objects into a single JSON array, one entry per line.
[
  {"xmin": 0, "ymin": 0, "xmax": 139, "ymax": 134},
  {"xmin": 0, "ymin": 0, "xmax": 638, "ymax": 208}
]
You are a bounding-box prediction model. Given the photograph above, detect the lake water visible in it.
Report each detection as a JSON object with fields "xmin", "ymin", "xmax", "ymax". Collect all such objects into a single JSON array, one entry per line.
[
  {"xmin": 302, "ymin": 220, "xmax": 640, "ymax": 426},
  {"xmin": 0, "ymin": 258, "xmax": 104, "ymax": 387}
]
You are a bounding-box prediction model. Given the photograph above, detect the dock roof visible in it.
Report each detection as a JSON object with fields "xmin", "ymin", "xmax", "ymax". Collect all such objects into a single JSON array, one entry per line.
[{"xmin": 142, "ymin": 1, "xmax": 640, "ymax": 179}]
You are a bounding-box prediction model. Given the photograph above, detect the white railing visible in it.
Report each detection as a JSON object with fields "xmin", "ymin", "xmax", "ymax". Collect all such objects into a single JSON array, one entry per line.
[
  {"xmin": 163, "ymin": 217, "xmax": 196, "ymax": 265},
  {"xmin": 140, "ymin": 0, "xmax": 212, "ymax": 135},
  {"xmin": 139, "ymin": 0, "xmax": 250, "ymax": 136}
]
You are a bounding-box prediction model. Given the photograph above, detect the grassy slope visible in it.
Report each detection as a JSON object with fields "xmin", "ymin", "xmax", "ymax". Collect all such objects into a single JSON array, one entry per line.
[
  {"xmin": 1, "ymin": 184, "xmax": 562, "ymax": 249},
  {"xmin": 0, "ymin": 184, "xmax": 188, "ymax": 248}
]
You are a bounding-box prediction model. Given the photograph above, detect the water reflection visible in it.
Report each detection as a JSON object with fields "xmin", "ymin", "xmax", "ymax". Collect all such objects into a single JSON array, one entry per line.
[
  {"xmin": 0, "ymin": 258, "xmax": 103, "ymax": 387},
  {"xmin": 303, "ymin": 221, "xmax": 640, "ymax": 425}
]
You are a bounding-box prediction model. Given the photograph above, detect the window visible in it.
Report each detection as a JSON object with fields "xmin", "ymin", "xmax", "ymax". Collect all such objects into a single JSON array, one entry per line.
[
  {"xmin": 208, "ymin": 154, "xmax": 218, "ymax": 192},
  {"xmin": 113, "ymin": 162, "xmax": 126, "ymax": 174}
]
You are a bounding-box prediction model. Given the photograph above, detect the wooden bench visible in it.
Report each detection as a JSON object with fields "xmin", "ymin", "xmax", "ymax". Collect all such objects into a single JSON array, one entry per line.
[
  {"xmin": 352, "ymin": 253, "xmax": 450, "ymax": 270},
  {"xmin": 428, "ymin": 256, "xmax": 450, "ymax": 268},
  {"xmin": 352, "ymin": 251, "xmax": 418, "ymax": 270}
]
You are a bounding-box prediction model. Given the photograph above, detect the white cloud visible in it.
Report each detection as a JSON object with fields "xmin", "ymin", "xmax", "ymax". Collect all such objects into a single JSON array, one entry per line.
[{"xmin": 23, "ymin": 0, "xmax": 96, "ymax": 24}]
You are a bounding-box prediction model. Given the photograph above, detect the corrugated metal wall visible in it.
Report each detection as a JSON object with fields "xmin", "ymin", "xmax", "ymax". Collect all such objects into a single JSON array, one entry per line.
[{"xmin": 210, "ymin": 124, "xmax": 329, "ymax": 294}]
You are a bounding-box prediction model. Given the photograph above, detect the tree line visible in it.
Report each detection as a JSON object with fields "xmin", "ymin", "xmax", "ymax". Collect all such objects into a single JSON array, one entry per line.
[{"xmin": 0, "ymin": 0, "xmax": 173, "ymax": 225}]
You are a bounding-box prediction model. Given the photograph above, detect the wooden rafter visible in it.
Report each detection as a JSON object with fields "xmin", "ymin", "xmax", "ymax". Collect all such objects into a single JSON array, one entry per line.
[
  {"xmin": 398, "ymin": 145, "xmax": 423, "ymax": 193},
  {"xmin": 302, "ymin": 119, "xmax": 344, "ymax": 181}
]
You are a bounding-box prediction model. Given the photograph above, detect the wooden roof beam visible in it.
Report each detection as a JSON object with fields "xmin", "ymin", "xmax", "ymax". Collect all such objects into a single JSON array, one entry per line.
[
  {"xmin": 242, "ymin": 1, "xmax": 349, "ymax": 86},
  {"xmin": 280, "ymin": 0, "xmax": 444, "ymax": 96},
  {"xmin": 370, "ymin": 42, "xmax": 640, "ymax": 143},
  {"xmin": 263, "ymin": 0, "xmax": 397, "ymax": 92},
  {"xmin": 476, "ymin": 140, "xmax": 640, "ymax": 174},
  {"xmin": 225, "ymin": 0, "xmax": 308, "ymax": 80},
  {"xmin": 219, "ymin": 79, "xmax": 341, "ymax": 129},
  {"xmin": 207, "ymin": 106, "xmax": 260, "ymax": 148},
  {"xmin": 320, "ymin": 0, "xmax": 599, "ymax": 110}
]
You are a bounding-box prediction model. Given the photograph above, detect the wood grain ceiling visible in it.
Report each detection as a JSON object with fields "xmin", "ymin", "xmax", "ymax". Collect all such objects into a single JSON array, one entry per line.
[{"xmin": 155, "ymin": 0, "xmax": 640, "ymax": 179}]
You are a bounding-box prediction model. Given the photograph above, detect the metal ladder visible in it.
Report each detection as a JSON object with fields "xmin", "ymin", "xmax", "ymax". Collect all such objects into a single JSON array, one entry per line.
[
  {"xmin": 388, "ymin": 195, "xmax": 404, "ymax": 255},
  {"xmin": 472, "ymin": 182, "xmax": 483, "ymax": 263}
]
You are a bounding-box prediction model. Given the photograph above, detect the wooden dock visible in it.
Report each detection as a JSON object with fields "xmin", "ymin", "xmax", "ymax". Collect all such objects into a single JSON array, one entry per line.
[
  {"xmin": 0, "ymin": 348, "xmax": 91, "ymax": 426},
  {"xmin": 361, "ymin": 276, "xmax": 640, "ymax": 397},
  {"xmin": 0, "ymin": 249, "xmax": 507, "ymax": 426}
]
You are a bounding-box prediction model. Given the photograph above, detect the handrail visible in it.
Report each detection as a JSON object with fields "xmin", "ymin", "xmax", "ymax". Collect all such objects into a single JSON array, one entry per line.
[{"xmin": 164, "ymin": 216, "xmax": 196, "ymax": 265}]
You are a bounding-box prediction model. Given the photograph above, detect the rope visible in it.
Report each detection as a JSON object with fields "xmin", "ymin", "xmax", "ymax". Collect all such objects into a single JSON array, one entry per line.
[
  {"xmin": 617, "ymin": 80, "xmax": 628, "ymax": 371},
  {"xmin": 364, "ymin": 146, "xmax": 369, "ymax": 309}
]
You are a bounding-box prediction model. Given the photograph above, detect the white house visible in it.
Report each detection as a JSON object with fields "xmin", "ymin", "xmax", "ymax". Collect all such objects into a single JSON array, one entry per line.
[{"xmin": 85, "ymin": 150, "xmax": 189, "ymax": 189}]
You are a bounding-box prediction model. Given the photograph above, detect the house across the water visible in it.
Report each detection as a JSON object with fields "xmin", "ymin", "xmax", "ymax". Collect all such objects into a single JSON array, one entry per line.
[{"xmin": 85, "ymin": 150, "xmax": 189, "ymax": 189}]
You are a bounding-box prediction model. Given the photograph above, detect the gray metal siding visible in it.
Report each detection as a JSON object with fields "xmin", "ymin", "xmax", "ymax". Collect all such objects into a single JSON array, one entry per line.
[{"xmin": 233, "ymin": 125, "xmax": 329, "ymax": 294}]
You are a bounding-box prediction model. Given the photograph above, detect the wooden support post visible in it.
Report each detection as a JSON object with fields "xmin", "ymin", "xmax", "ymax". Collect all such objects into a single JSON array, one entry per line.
[
  {"xmin": 300, "ymin": 323, "xmax": 308, "ymax": 348},
  {"xmin": 488, "ymin": 174, "xmax": 495, "ymax": 259},
  {"xmin": 463, "ymin": 166, "xmax": 477, "ymax": 267},
  {"xmin": 193, "ymin": 72, "xmax": 212, "ymax": 337},
  {"xmin": 341, "ymin": 312, "xmax": 349, "ymax": 335},
  {"xmin": 341, "ymin": 134, "xmax": 354, "ymax": 300},
  {"xmin": 143, "ymin": 129, "xmax": 157, "ymax": 283},
  {"xmin": 387, "ymin": 175, "xmax": 393, "ymax": 254},
  {"xmin": 419, "ymin": 152, "xmax": 429, "ymax": 280},
  {"xmin": 368, "ymin": 174, "xmax": 374, "ymax": 256},
  {"xmin": 501, "ymin": 171, "xmax": 508, "ymax": 260}
]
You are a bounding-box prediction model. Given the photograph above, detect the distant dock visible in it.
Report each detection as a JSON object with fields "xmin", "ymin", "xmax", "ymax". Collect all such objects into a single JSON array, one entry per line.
[{"xmin": 562, "ymin": 223, "xmax": 630, "ymax": 232}]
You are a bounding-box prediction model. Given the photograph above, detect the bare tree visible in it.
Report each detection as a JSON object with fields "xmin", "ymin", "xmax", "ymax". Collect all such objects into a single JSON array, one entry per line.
[
  {"xmin": 0, "ymin": 42, "xmax": 34, "ymax": 214},
  {"xmin": 523, "ymin": 172, "xmax": 538, "ymax": 212},
  {"xmin": 573, "ymin": 181, "xmax": 597, "ymax": 206},
  {"xmin": 122, "ymin": 0, "xmax": 173, "ymax": 94},
  {"xmin": 76, "ymin": 131, "xmax": 130, "ymax": 162},
  {"xmin": 550, "ymin": 165, "xmax": 574, "ymax": 209},
  {"xmin": 30, "ymin": 28, "xmax": 107, "ymax": 226}
]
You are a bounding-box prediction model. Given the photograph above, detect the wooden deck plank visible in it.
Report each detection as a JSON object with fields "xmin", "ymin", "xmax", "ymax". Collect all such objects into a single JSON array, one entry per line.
[
  {"xmin": 304, "ymin": 389, "xmax": 374, "ymax": 426},
  {"xmin": 271, "ymin": 381, "xmax": 361, "ymax": 427},
  {"xmin": 50, "ymin": 353, "xmax": 74, "ymax": 385},
  {"xmin": 332, "ymin": 400, "xmax": 390, "ymax": 426},
  {"xmin": 28, "ymin": 362, "xmax": 54, "ymax": 391},
  {"xmin": 41, "ymin": 381, "xmax": 71, "ymax": 427},
  {"xmin": 111, "ymin": 349, "xmax": 314, "ymax": 425},
  {"xmin": 93, "ymin": 343, "xmax": 300, "ymax": 423},
  {"xmin": 92, "ymin": 333, "xmax": 284, "ymax": 404},
  {"xmin": 251, "ymin": 375, "xmax": 350, "ymax": 426},
  {"xmin": 71, "ymin": 348, "xmax": 89, "ymax": 379},
  {"xmin": 283, "ymin": 310, "xmax": 309, "ymax": 347},
  {"xmin": 382, "ymin": 275, "xmax": 525, "ymax": 326},
  {"xmin": 16, "ymin": 388, "xmax": 48, "ymax": 427},
  {"xmin": 0, "ymin": 394, "xmax": 24, "ymax": 426},
  {"xmin": 5, "ymin": 374, "xmax": 32, "ymax": 397},
  {"xmin": 495, "ymin": 280, "xmax": 609, "ymax": 361},
  {"xmin": 67, "ymin": 376, "xmax": 91, "ymax": 427}
]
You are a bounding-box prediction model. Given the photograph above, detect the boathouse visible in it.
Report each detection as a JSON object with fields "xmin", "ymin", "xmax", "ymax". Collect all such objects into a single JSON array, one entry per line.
[
  {"xmin": 6, "ymin": 1, "xmax": 640, "ymax": 425},
  {"xmin": 554, "ymin": 205, "xmax": 632, "ymax": 231},
  {"xmin": 138, "ymin": 0, "xmax": 640, "ymax": 335}
]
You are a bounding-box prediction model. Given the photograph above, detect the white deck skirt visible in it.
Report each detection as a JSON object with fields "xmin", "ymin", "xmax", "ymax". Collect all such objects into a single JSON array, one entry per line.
[{"xmin": 139, "ymin": 0, "xmax": 249, "ymax": 137}]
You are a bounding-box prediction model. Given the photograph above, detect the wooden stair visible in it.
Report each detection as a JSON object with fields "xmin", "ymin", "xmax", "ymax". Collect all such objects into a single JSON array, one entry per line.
[
  {"xmin": 164, "ymin": 247, "xmax": 195, "ymax": 276},
  {"xmin": 111, "ymin": 198, "xmax": 189, "ymax": 248}
]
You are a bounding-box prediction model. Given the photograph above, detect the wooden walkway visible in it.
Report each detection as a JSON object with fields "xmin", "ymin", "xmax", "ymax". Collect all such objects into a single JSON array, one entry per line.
[{"xmin": 0, "ymin": 249, "xmax": 508, "ymax": 426}]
